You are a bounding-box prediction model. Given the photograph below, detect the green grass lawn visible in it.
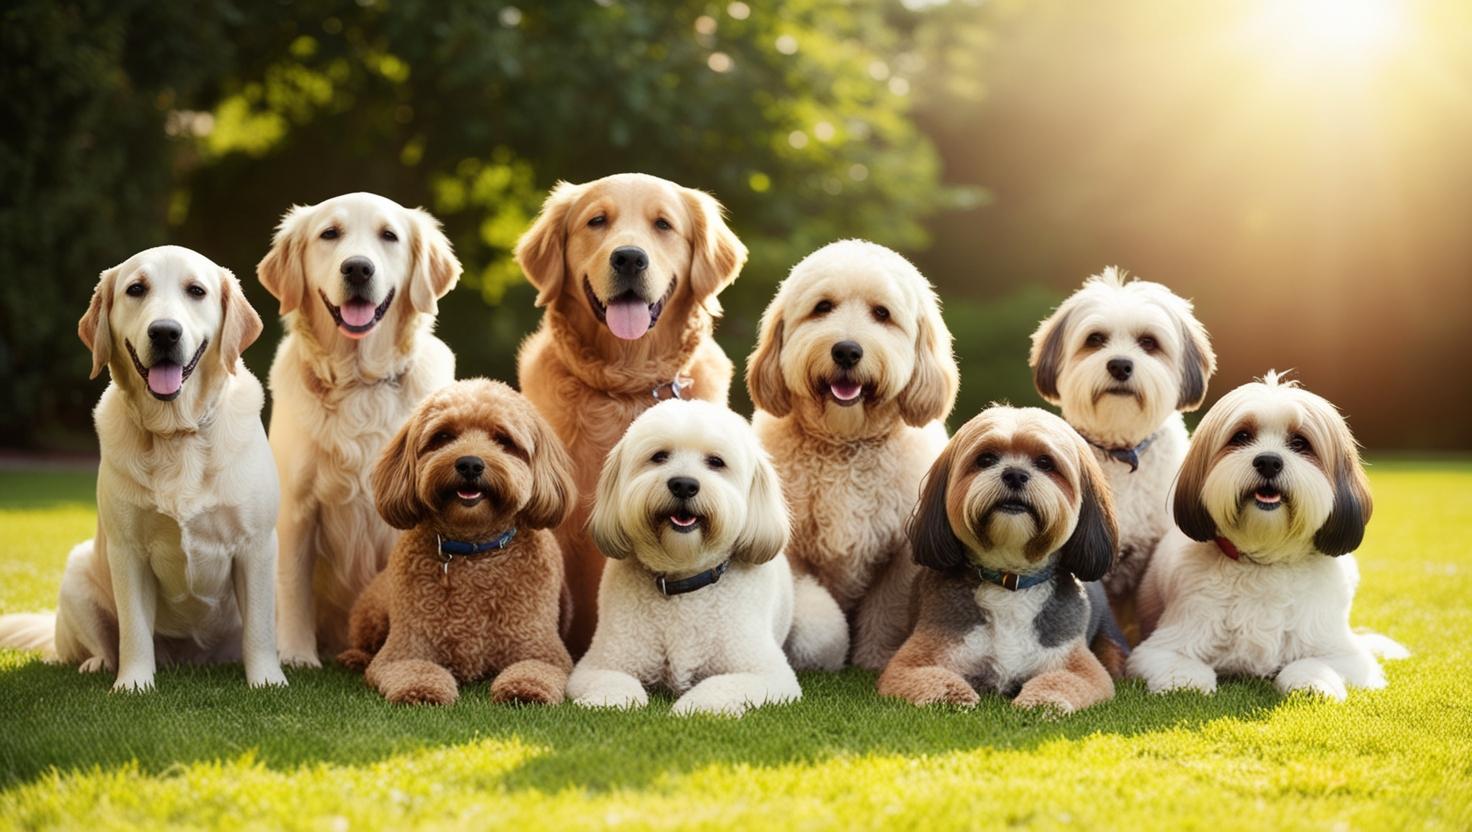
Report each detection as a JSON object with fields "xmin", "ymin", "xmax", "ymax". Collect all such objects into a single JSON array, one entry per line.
[{"xmin": 2, "ymin": 463, "xmax": 1470, "ymax": 830}]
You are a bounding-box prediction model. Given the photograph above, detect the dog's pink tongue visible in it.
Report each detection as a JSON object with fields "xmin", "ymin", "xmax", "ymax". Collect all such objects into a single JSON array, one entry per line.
[
  {"xmin": 830, "ymin": 380, "xmax": 863, "ymax": 401},
  {"xmin": 148, "ymin": 363, "xmax": 183, "ymax": 397},
  {"xmin": 605, "ymin": 298, "xmax": 652, "ymax": 340},
  {"xmin": 340, "ymin": 299, "xmax": 377, "ymax": 328}
]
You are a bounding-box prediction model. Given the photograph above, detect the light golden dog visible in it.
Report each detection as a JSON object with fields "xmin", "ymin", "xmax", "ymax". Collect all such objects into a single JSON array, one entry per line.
[
  {"xmin": 258, "ymin": 192, "xmax": 463, "ymax": 665},
  {"xmin": 337, "ymin": 379, "xmax": 576, "ymax": 705},
  {"xmin": 515, "ymin": 173, "xmax": 747, "ymax": 654},
  {"xmin": 747, "ymin": 239, "xmax": 958, "ymax": 670},
  {"xmin": 0, "ymin": 246, "xmax": 283, "ymax": 691}
]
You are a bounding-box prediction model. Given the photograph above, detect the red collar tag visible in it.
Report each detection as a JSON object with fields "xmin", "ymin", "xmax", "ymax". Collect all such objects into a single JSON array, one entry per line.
[{"xmin": 1214, "ymin": 536, "xmax": 1242, "ymax": 561}]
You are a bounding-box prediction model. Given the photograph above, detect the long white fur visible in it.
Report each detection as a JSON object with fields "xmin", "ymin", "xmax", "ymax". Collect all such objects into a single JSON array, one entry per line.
[
  {"xmin": 260, "ymin": 193, "xmax": 461, "ymax": 665},
  {"xmin": 568, "ymin": 400, "xmax": 846, "ymax": 716},
  {"xmin": 0, "ymin": 246, "xmax": 285, "ymax": 691}
]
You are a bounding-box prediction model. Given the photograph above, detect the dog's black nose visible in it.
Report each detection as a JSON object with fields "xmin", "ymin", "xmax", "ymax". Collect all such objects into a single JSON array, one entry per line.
[
  {"xmin": 455, "ymin": 456, "xmax": 485, "ymax": 480},
  {"xmin": 1107, "ymin": 358, "xmax": 1133, "ymax": 382},
  {"xmin": 1253, "ymin": 453, "xmax": 1283, "ymax": 479},
  {"xmin": 831, "ymin": 340, "xmax": 864, "ymax": 369},
  {"xmin": 1001, "ymin": 467, "xmax": 1031, "ymax": 491},
  {"xmin": 667, "ymin": 476, "xmax": 700, "ymax": 500},
  {"xmin": 147, "ymin": 319, "xmax": 182, "ymax": 347},
  {"xmin": 610, "ymin": 246, "xmax": 648, "ymax": 277},
  {"xmin": 341, "ymin": 256, "xmax": 375, "ymax": 287}
]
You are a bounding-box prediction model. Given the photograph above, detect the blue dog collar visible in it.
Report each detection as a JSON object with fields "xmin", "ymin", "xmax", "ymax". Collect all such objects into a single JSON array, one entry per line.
[
  {"xmin": 1084, "ymin": 430, "xmax": 1158, "ymax": 473},
  {"xmin": 973, "ymin": 563, "xmax": 1055, "ymax": 591},
  {"xmin": 438, "ymin": 528, "xmax": 517, "ymax": 557}
]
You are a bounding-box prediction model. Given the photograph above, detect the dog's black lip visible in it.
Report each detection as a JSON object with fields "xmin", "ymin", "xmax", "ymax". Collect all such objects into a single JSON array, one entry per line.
[
  {"xmin": 985, "ymin": 498, "xmax": 1041, "ymax": 526},
  {"xmin": 319, "ymin": 287, "xmax": 395, "ymax": 334},
  {"xmin": 583, "ymin": 275, "xmax": 675, "ymax": 328},
  {"xmin": 124, "ymin": 338, "xmax": 209, "ymax": 402}
]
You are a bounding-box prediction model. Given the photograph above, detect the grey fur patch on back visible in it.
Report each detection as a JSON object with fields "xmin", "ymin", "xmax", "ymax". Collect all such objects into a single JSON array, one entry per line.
[{"xmin": 1033, "ymin": 574, "xmax": 1088, "ymax": 648}]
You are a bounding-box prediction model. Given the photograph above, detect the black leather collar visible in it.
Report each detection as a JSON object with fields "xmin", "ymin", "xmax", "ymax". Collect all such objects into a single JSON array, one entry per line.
[{"xmin": 656, "ymin": 560, "xmax": 729, "ymax": 596}]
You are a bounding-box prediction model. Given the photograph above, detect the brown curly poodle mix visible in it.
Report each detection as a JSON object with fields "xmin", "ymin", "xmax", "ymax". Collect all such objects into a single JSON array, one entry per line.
[{"xmin": 338, "ymin": 378, "xmax": 577, "ymax": 705}]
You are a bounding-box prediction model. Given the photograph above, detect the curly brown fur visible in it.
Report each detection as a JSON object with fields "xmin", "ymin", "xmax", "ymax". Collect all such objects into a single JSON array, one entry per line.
[
  {"xmin": 341, "ymin": 378, "xmax": 577, "ymax": 705},
  {"xmin": 515, "ymin": 174, "xmax": 747, "ymax": 655}
]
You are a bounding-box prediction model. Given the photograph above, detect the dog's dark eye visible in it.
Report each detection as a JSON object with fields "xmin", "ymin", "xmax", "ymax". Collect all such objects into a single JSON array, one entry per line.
[
  {"xmin": 1034, "ymin": 455, "xmax": 1055, "ymax": 472},
  {"xmin": 187, "ymin": 284, "xmax": 207, "ymax": 299},
  {"xmin": 977, "ymin": 452, "xmax": 998, "ymax": 469},
  {"xmin": 380, "ymin": 228, "xmax": 398, "ymax": 242},
  {"xmin": 654, "ymin": 218, "xmax": 672, "ymax": 231},
  {"xmin": 1288, "ymin": 434, "xmax": 1313, "ymax": 455},
  {"xmin": 1085, "ymin": 332, "xmax": 1106, "ymax": 348},
  {"xmin": 651, "ymin": 450, "xmax": 669, "ymax": 464},
  {"xmin": 1229, "ymin": 429, "xmax": 1254, "ymax": 446},
  {"xmin": 427, "ymin": 430, "xmax": 456, "ymax": 450},
  {"xmin": 494, "ymin": 433, "xmax": 520, "ymax": 454},
  {"xmin": 705, "ymin": 455, "xmax": 726, "ymax": 470},
  {"xmin": 588, "ymin": 215, "xmax": 607, "ymax": 228},
  {"xmin": 813, "ymin": 299, "xmax": 834, "ymax": 316},
  {"xmin": 1138, "ymin": 335, "xmax": 1159, "ymax": 353},
  {"xmin": 125, "ymin": 283, "xmax": 147, "ymax": 298},
  {"xmin": 872, "ymin": 305, "xmax": 890, "ymax": 322},
  {"xmin": 320, "ymin": 227, "xmax": 340, "ymax": 240}
]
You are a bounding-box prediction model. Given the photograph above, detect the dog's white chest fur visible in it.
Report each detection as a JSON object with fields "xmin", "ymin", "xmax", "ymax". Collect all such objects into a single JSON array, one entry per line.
[
  {"xmin": 1093, "ymin": 413, "xmax": 1187, "ymax": 598},
  {"xmin": 946, "ymin": 583, "xmax": 1075, "ymax": 695}
]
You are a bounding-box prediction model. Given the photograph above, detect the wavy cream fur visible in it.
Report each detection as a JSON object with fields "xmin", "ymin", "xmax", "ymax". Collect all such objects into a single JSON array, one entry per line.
[
  {"xmin": 259, "ymin": 193, "xmax": 462, "ymax": 665},
  {"xmin": 0, "ymin": 246, "xmax": 283, "ymax": 691},
  {"xmin": 569, "ymin": 400, "xmax": 845, "ymax": 716},
  {"xmin": 748, "ymin": 240, "xmax": 958, "ymax": 670}
]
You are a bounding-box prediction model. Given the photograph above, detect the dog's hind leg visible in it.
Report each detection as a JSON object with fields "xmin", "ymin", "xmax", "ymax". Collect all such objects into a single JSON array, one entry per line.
[
  {"xmin": 785, "ymin": 574, "xmax": 848, "ymax": 671},
  {"xmin": 55, "ymin": 539, "xmax": 119, "ymax": 673},
  {"xmin": 851, "ymin": 552, "xmax": 918, "ymax": 671},
  {"xmin": 338, "ymin": 571, "xmax": 392, "ymax": 672}
]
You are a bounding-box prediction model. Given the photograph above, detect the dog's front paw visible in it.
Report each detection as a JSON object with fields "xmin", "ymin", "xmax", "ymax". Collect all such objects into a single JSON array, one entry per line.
[
  {"xmin": 492, "ymin": 671, "xmax": 566, "ymax": 705},
  {"xmin": 1144, "ymin": 661, "xmax": 1217, "ymax": 695},
  {"xmin": 111, "ymin": 673, "xmax": 155, "ymax": 694},
  {"xmin": 78, "ymin": 656, "xmax": 113, "ymax": 674},
  {"xmin": 247, "ymin": 664, "xmax": 289, "ymax": 689},
  {"xmin": 336, "ymin": 648, "xmax": 374, "ymax": 672},
  {"xmin": 1277, "ymin": 665, "xmax": 1348, "ymax": 701},
  {"xmin": 278, "ymin": 648, "xmax": 322, "ymax": 669},
  {"xmin": 1013, "ymin": 680, "xmax": 1077, "ymax": 715},
  {"xmin": 672, "ymin": 675, "xmax": 784, "ymax": 717},
  {"xmin": 573, "ymin": 685, "xmax": 647, "ymax": 710},
  {"xmin": 387, "ymin": 680, "xmax": 459, "ymax": 706}
]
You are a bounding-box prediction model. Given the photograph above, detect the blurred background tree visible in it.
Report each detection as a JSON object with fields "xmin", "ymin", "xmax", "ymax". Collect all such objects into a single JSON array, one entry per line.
[{"xmin": 3, "ymin": 0, "xmax": 1469, "ymax": 452}]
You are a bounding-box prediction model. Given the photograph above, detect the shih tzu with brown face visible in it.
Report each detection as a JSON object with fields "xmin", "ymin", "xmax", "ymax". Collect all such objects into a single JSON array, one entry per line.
[
  {"xmin": 1030, "ymin": 267, "xmax": 1216, "ymax": 625},
  {"xmin": 878, "ymin": 406, "xmax": 1128, "ymax": 714},
  {"xmin": 1128, "ymin": 373, "xmax": 1408, "ymax": 700}
]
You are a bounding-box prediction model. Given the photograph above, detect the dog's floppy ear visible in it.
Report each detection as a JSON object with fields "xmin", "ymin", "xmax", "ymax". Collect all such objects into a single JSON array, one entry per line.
[
  {"xmin": 522, "ymin": 412, "xmax": 577, "ymax": 530},
  {"xmin": 745, "ymin": 305, "xmax": 791, "ymax": 417},
  {"xmin": 257, "ymin": 204, "xmax": 311, "ymax": 316},
  {"xmin": 79, "ymin": 265, "xmax": 119, "ymax": 379},
  {"xmin": 907, "ymin": 443, "xmax": 968, "ymax": 572},
  {"xmin": 1175, "ymin": 306, "xmax": 1217, "ymax": 412},
  {"xmin": 372, "ymin": 412, "xmax": 427, "ymax": 530},
  {"xmin": 1172, "ymin": 418, "xmax": 1219, "ymax": 542},
  {"xmin": 731, "ymin": 445, "xmax": 790, "ymax": 565},
  {"xmin": 897, "ymin": 282, "xmax": 959, "ymax": 427},
  {"xmin": 588, "ymin": 434, "xmax": 635, "ymax": 560},
  {"xmin": 218, "ymin": 267, "xmax": 263, "ymax": 374},
  {"xmin": 515, "ymin": 181, "xmax": 580, "ymax": 308},
  {"xmin": 682, "ymin": 187, "xmax": 748, "ymax": 307},
  {"xmin": 1312, "ymin": 411, "xmax": 1373, "ymax": 557},
  {"xmin": 1057, "ymin": 442, "xmax": 1118, "ymax": 581},
  {"xmin": 407, "ymin": 207, "xmax": 463, "ymax": 316},
  {"xmin": 1029, "ymin": 304, "xmax": 1072, "ymax": 404}
]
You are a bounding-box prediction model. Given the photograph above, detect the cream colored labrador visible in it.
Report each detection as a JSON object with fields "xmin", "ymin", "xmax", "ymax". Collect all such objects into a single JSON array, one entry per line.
[
  {"xmin": 0, "ymin": 246, "xmax": 284, "ymax": 691},
  {"xmin": 258, "ymin": 192, "xmax": 461, "ymax": 665}
]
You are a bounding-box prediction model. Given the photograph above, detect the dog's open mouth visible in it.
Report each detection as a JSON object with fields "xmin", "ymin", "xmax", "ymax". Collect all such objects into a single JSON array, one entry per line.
[
  {"xmin": 1251, "ymin": 485, "xmax": 1284, "ymax": 511},
  {"xmin": 820, "ymin": 375, "xmax": 872, "ymax": 408},
  {"xmin": 668, "ymin": 510, "xmax": 703, "ymax": 534},
  {"xmin": 126, "ymin": 339, "xmax": 208, "ymax": 401},
  {"xmin": 585, "ymin": 276, "xmax": 674, "ymax": 341},
  {"xmin": 994, "ymin": 499, "xmax": 1031, "ymax": 515},
  {"xmin": 320, "ymin": 288, "xmax": 394, "ymax": 339},
  {"xmin": 442, "ymin": 483, "xmax": 492, "ymax": 508}
]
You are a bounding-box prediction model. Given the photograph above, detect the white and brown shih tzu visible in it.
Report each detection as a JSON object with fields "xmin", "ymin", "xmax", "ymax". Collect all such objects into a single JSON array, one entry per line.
[
  {"xmin": 1128, "ymin": 372, "xmax": 1408, "ymax": 700},
  {"xmin": 1030, "ymin": 266, "xmax": 1216, "ymax": 622},
  {"xmin": 878, "ymin": 406, "xmax": 1128, "ymax": 713}
]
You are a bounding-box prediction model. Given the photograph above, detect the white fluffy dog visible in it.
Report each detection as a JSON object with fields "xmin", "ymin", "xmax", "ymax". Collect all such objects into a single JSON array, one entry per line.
[
  {"xmin": 257, "ymin": 192, "xmax": 462, "ymax": 664},
  {"xmin": 1129, "ymin": 373, "xmax": 1408, "ymax": 700},
  {"xmin": 1030, "ymin": 267, "xmax": 1215, "ymax": 616},
  {"xmin": 747, "ymin": 239, "xmax": 958, "ymax": 670},
  {"xmin": 0, "ymin": 246, "xmax": 284, "ymax": 691},
  {"xmin": 568, "ymin": 399, "xmax": 844, "ymax": 716}
]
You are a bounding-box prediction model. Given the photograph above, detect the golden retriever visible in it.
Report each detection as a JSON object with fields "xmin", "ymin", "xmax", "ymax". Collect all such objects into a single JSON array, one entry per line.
[
  {"xmin": 257, "ymin": 192, "xmax": 462, "ymax": 665},
  {"xmin": 0, "ymin": 246, "xmax": 283, "ymax": 691},
  {"xmin": 515, "ymin": 173, "xmax": 747, "ymax": 654},
  {"xmin": 747, "ymin": 240, "xmax": 958, "ymax": 670}
]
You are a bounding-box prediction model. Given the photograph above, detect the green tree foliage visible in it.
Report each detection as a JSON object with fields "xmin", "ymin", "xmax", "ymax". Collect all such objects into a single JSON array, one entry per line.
[{"xmin": 1, "ymin": 0, "xmax": 953, "ymax": 446}]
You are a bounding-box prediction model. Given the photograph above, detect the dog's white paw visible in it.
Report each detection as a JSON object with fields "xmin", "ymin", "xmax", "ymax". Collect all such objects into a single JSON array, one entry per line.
[
  {"xmin": 111, "ymin": 673, "xmax": 155, "ymax": 693},
  {"xmin": 1357, "ymin": 632, "xmax": 1410, "ymax": 661},
  {"xmin": 78, "ymin": 656, "xmax": 112, "ymax": 674},
  {"xmin": 278, "ymin": 648, "xmax": 321, "ymax": 669},
  {"xmin": 247, "ymin": 663, "xmax": 289, "ymax": 688},
  {"xmin": 1145, "ymin": 661, "xmax": 1217, "ymax": 695},
  {"xmin": 574, "ymin": 687, "xmax": 648, "ymax": 710},
  {"xmin": 673, "ymin": 675, "xmax": 777, "ymax": 717},
  {"xmin": 786, "ymin": 576, "xmax": 850, "ymax": 671},
  {"xmin": 1277, "ymin": 665, "xmax": 1348, "ymax": 701}
]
